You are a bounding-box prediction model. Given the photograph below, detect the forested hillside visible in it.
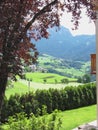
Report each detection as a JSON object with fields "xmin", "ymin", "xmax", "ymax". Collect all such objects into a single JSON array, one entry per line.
[
  {"xmin": 32, "ymin": 26, "xmax": 96, "ymax": 61},
  {"xmin": 36, "ymin": 54, "xmax": 90, "ymax": 78}
]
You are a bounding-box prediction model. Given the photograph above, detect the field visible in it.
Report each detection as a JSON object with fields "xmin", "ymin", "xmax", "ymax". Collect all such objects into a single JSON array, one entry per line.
[
  {"xmin": 6, "ymin": 82, "xmax": 34, "ymax": 98},
  {"xmin": 6, "ymin": 72, "xmax": 81, "ymax": 98},
  {"xmin": 6, "ymin": 80, "xmax": 81, "ymax": 98},
  {"xmin": 25, "ymin": 72, "xmax": 77, "ymax": 83}
]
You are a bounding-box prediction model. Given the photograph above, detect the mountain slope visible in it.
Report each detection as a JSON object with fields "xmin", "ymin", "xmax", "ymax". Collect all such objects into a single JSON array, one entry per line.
[
  {"xmin": 37, "ymin": 54, "xmax": 90, "ymax": 78},
  {"xmin": 32, "ymin": 26, "xmax": 96, "ymax": 61}
]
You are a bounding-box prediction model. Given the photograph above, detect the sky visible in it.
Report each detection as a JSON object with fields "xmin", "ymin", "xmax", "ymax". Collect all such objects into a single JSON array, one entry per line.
[{"xmin": 60, "ymin": 11, "xmax": 95, "ymax": 36}]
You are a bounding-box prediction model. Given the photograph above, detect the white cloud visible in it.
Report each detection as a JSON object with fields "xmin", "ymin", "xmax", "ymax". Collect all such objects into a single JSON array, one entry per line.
[{"xmin": 60, "ymin": 10, "xmax": 95, "ymax": 36}]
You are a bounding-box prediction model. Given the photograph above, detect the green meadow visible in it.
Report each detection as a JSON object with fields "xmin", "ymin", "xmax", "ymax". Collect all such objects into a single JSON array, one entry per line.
[
  {"xmin": 6, "ymin": 72, "xmax": 80, "ymax": 98},
  {"xmin": 6, "ymin": 82, "xmax": 33, "ymax": 99},
  {"xmin": 25, "ymin": 72, "xmax": 77, "ymax": 83},
  {"xmin": 6, "ymin": 80, "xmax": 81, "ymax": 98}
]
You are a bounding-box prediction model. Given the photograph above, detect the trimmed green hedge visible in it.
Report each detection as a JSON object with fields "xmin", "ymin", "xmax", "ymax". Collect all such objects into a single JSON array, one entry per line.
[{"xmin": 1, "ymin": 83, "xmax": 96, "ymax": 123}]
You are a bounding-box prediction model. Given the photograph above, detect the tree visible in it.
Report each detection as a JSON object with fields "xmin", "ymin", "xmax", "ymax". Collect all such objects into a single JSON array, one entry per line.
[
  {"xmin": 61, "ymin": 78, "xmax": 69, "ymax": 84},
  {"xmin": 77, "ymin": 76, "xmax": 82, "ymax": 83},
  {"xmin": 82, "ymin": 74, "xmax": 91, "ymax": 83},
  {"xmin": 0, "ymin": 0, "xmax": 60, "ymax": 115},
  {"xmin": 77, "ymin": 74, "xmax": 91, "ymax": 83},
  {"xmin": 0, "ymin": 0, "xmax": 96, "ymax": 116}
]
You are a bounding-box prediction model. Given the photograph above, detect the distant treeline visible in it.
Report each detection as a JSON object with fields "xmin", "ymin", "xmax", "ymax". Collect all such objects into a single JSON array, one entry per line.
[{"xmin": 1, "ymin": 83, "xmax": 96, "ymax": 123}]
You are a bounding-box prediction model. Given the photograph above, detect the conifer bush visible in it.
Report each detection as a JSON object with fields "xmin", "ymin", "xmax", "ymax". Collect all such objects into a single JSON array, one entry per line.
[{"xmin": 1, "ymin": 83, "xmax": 96, "ymax": 123}]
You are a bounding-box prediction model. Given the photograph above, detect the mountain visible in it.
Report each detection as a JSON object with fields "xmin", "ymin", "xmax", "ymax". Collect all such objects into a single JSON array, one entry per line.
[{"xmin": 32, "ymin": 26, "xmax": 96, "ymax": 61}]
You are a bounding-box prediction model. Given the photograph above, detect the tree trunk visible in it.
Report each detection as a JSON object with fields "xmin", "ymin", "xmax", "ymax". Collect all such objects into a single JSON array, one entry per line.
[{"xmin": 0, "ymin": 62, "xmax": 8, "ymax": 122}]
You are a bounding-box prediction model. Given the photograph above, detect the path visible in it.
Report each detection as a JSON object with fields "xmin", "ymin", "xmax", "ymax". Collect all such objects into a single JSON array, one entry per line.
[
  {"xmin": 20, "ymin": 79, "xmax": 81, "ymax": 91},
  {"xmin": 73, "ymin": 120, "xmax": 98, "ymax": 130}
]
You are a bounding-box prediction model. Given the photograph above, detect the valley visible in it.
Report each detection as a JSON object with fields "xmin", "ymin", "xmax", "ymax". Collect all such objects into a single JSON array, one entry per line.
[
  {"xmin": 30, "ymin": 26, "xmax": 96, "ymax": 80},
  {"xmin": 37, "ymin": 54, "xmax": 90, "ymax": 78}
]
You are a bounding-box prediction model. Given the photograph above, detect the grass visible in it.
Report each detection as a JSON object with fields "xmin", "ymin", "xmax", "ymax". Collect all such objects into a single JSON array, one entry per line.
[
  {"xmin": 25, "ymin": 72, "xmax": 77, "ymax": 83},
  {"xmin": 6, "ymin": 81, "xmax": 33, "ymax": 99},
  {"xmin": 1, "ymin": 105, "xmax": 96, "ymax": 130},
  {"xmin": 5, "ymin": 79, "xmax": 81, "ymax": 99},
  {"xmin": 59, "ymin": 105, "xmax": 96, "ymax": 129}
]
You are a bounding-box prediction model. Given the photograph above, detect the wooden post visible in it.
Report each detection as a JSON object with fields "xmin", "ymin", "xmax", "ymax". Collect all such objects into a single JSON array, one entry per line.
[
  {"xmin": 91, "ymin": 54, "xmax": 96, "ymax": 74},
  {"xmin": 28, "ymin": 79, "xmax": 30, "ymax": 92}
]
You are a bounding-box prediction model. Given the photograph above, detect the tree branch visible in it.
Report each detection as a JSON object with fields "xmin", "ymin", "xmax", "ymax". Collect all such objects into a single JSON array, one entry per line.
[
  {"xmin": 0, "ymin": 0, "xmax": 3, "ymax": 5},
  {"xmin": 25, "ymin": 0, "xmax": 58, "ymax": 31}
]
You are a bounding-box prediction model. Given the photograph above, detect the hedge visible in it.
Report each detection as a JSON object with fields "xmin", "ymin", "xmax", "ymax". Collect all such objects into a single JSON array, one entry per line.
[{"xmin": 1, "ymin": 83, "xmax": 96, "ymax": 123}]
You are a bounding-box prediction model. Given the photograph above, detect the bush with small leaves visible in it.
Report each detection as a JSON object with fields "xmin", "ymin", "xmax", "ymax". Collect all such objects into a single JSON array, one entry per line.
[{"xmin": 5, "ymin": 111, "xmax": 62, "ymax": 130}]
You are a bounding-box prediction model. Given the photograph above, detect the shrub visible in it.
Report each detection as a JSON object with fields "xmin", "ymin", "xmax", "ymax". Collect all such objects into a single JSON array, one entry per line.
[
  {"xmin": 1, "ymin": 83, "xmax": 96, "ymax": 123},
  {"xmin": 61, "ymin": 78, "xmax": 69, "ymax": 84},
  {"xmin": 5, "ymin": 110, "xmax": 62, "ymax": 130}
]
